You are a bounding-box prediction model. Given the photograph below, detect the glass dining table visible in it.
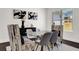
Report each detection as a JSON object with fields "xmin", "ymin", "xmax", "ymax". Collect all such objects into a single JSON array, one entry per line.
[{"xmin": 22, "ymin": 31, "xmax": 46, "ymax": 51}]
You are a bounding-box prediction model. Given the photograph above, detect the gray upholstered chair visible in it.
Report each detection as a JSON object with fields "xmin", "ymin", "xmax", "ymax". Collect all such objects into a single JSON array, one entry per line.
[
  {"xmin": 35, "ymin": 32, "xmax": 52, "ymax": 51},
  {"xmin": 50, "ymin": 30, "xmax": 58, "ymax": 49}
]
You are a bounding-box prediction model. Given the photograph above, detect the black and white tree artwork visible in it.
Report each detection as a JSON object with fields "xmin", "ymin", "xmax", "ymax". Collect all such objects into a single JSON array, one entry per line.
[
  {"xmin": 28, "ymin": 12, "xmax": 38, "ymax": 20},
  {"xmin": 13, "ymin": 10, "xmax": 26, "ymax": 19}
]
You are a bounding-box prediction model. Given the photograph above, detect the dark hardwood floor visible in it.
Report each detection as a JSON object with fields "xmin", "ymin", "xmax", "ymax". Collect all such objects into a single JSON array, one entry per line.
[
  {"xmin": 0, "ymin": 42, "xmax": 10, "ymax": 51},
  {"xmin": 0, "ymin": 39, "xmax": 79, "ymax": 51},
  {"xmin": 63, "ymin": 40, "xmax": 79, "ymax": 49}
]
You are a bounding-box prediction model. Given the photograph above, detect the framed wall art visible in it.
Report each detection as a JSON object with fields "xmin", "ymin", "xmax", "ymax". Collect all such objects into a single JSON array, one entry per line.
[
  {"xmin": 13, "ymin": 9, "xmax": 26, "ymax": 19},
  {"xmin": 28, "ymin": 12, "xmax": 38, "ymax": 20}
]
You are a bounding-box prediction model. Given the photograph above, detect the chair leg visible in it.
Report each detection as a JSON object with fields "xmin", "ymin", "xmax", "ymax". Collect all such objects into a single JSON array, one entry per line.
[
  {"xmin": 35, "ymin": 44, "xmax": 39, "ymax": 51},
  {"xmin": 54, "ymin": 43, "xmax": 58, "ymax": 48},
  {"xmin": 61, "ymin": 41, "xmax": 63, "ymax": 44},
  {"xmin": 47, "ymin": 45, "xmax": 50, "ymax": 51},
  {"xmin": 41, "ymin": 46, "xmax": 43, "ymax": 51},
  {"xmin": 50, "ymin": 43, "xmax": 54, "ymax": 50}
]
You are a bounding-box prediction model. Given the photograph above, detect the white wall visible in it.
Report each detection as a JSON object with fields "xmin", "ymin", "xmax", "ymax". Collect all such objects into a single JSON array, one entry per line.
[
  {"xmin": 1, "ymin": 8, "xmax": 79, "ymax": 43},
  {"xmin": 0, "ymin": 8, "xmax": 46, "ymax": 43},
  {"xmin": 46, "ymin": 8, "xmax": 79, "ymax": 43}
]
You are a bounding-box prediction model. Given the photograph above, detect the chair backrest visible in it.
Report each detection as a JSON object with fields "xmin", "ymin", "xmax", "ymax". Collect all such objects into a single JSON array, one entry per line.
[
  {"xmin": 8, "ymin": 24, "xmax": 22, "ymax": 51},
  {"xmin": 50, "ymin": 30, "xmax": 58, "ymax": 44},
  {"xmin": 40, "ymin": 32, "xmax": 52, "ymax": 46}
]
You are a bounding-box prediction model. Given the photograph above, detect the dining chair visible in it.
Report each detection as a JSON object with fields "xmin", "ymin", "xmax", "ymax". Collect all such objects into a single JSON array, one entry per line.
[
  {"xmin": 8, "ymin": 24, "xmax": 22, "ymax": 51},
  {"xmin": 50, "ymin": 30, "xmax": 58, "ymax": 50},
  {"xmin": 8, "ymin": 24, "xmax": 36, "ymax": 51},
  {"xmin": 35, "ymin": 32, "xmax": 52, "ymax": 51}
]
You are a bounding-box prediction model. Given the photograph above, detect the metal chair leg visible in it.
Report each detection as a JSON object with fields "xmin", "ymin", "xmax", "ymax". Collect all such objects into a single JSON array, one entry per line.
[
  {"xmin": 41, "ymin": 46, "xmax": 43, "ymax": 51},
  {"xmin": 47, "ymin": 45, "xmax": 50, "ymax": 51},
  {"xmin": 50, "ymin": 43, "xmax": 54, "ymax": 50},
  {"xmin": 35, "ymin": 44, "xmax": 39, "ymax": 51}
]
